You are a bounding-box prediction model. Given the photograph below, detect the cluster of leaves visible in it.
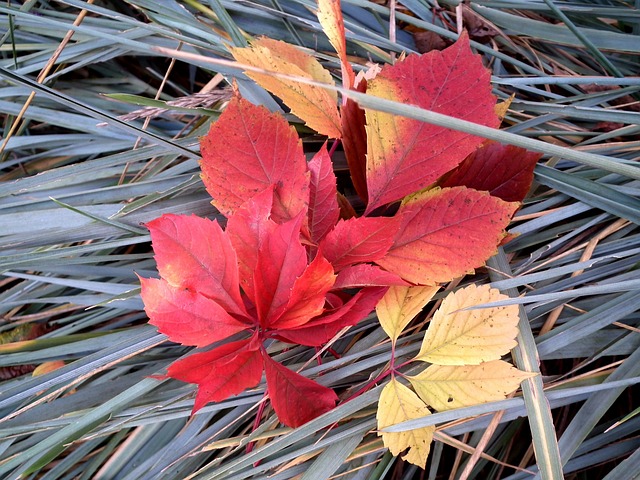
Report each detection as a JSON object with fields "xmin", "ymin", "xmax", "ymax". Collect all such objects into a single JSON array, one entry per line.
[
  {"xmin": 139, "ymin": 0, "xmax": 539, "ymax": 442},
  {"xmin": 376, "ymin": 284, "xmax": 535, "ymax": 467}
]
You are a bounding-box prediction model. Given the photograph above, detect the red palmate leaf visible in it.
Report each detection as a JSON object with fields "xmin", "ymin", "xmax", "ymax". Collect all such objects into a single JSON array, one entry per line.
[
  {"xmin": 146, "ymin": 214, "xmax": 247, "ymax": 317},
  {"xmin": 319, "ymin": 216, "xmax": 401, "ymax": 270},
  {"xmin": 308, "ymin": 145, "xmax": 340, "ymax": 243},
  {"xmin": 334, "ymin": 264, "xmax": 409, "ymax": 289},
  {"xmin": 262, "ymin": 352, "xmax": 338, "ymax": 427},
  {"xmin": 376, "ymin": 187, "xmax": 518, "ymax": 284},
  {"xmin": 268, "ymin": 252, "xmax": 336, "ymax": 329},
  {"xmin": 200, "ymin": 95, "xmax": 309, "ymax": 222},
  {"xmin": 253, "ymin": 213, "xmax": 308, "ymax": 325},
  {"xmin": 226, "ymin": 187, "xmax": 276, "ymax": 301},
  {"xmin": 139, "ymin": 277, "xmax": 248, "ymax": 348},
  {"xmin": 365, "ymin": 32, "xmax": 500, "ymax": 212},
  {"xmin": 275, "ymin": 287, "xmax": 388, "ymax": 346},
  {"xmin": 167, "ymin": 337, "xmax": 263, "ymax": 413},
  {"xmin": 439, "ymin": 141, "xmax": 542, "ymax": 202}
]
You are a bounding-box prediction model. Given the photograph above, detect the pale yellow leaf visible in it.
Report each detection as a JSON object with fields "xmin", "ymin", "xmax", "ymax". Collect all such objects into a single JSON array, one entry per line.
[
  {"xmin": 231, "ymin": 38, "xmax": 342, "ymax": 138},
  {"xmin": 376, "ymin": 378, "xmax": 435, "ymax": 468},
  {"xmin": 377, "ymin": 285, "xmax": 439, "ymax": 344},
  {"xmin": 415, "ymin": 284, "xmax": 519, "ymax": 365},
  {"xmin": 408, "ymin": 360, "xmax": 536, "ymax": 411}
]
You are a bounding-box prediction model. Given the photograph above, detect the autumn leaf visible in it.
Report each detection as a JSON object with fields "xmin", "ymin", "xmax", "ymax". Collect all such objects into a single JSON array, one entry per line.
[
  {"xmin": 200, "ymin": 95, "xmax": 309, "ymax": 222},
  {"xmin": 267, "ymin": 252, "xmax": 336, "ymax": 330},
  {"xmin": 414, "ymin": 284, "xmax": 519, "ymax": 365},
  {"xmin": 226, "ymin": 186, "xmax": 276, "ymax": 301},
  {"xmin": 231, "ymin": 38, "xmax": 342, "ymax": 138},
  {"xmin": 408, "ymin": 360, "xmax": 535, "ymax": 411},
  {"xmin": 144, "ymin": 214, "xmax": 248, "ymax": 317},
  {"xmin": 319, "ymin": 216, "xmax": 401, "ymax": 271},
  {"xmin": 377, "ymin": 378, "xmax": 435, "ymax": 469},
  {"xmin": 334, "ymin": 264, "xmax": 408, "ymax": 289},
  {"xmin": 308, "ymin": 145, "xmax": 340, "ymax": 243},
  {"xmin": 375, "ymin": 187, "xmax": 518, "ymax": 285},
  {"xmin": 365, "ymin": 32, "xmax": 500, "ymax": 212},
  {"xmin": 139, "ymin": 276, "xmax": 248, "ymax": 348},
  {"xmin": 317, "ymin": 0, "xmax": 355, "ymax": 89},
  {"xmin": 377, "ymin": 285, "xmax": 439, "ymax": 344},
  {"xmin": 263, "ymin": 352, "xmax": 338, "ymax": 428},
  {"xmin": 142, "ymin": 191, "xmax": 382, "ymax": 425},
  {"xmin": 275, "ymin": 287, "xmax": 387, "ymax": 346},
  {"xmin": 341, "ymin": 80, "xmax": 368, "ymax": 202},
  {"xmin": 439, "ymin": 141, "xmax": 542, "ymax": 202},
  {"xmin": 168, "ymin": 337, "xmax": 263, "ymax": 413},
  {"xmin": 253, "ymin": 213, "xmax": 309, "ymax": 325}
]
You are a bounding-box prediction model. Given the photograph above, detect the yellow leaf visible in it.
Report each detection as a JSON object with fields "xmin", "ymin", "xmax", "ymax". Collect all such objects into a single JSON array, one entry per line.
[
  {"xmin": 415, "ymin": 284, "xmax": 519, "ymax": 365},
  {"xmin": 32, "ymin": 360, "xmax": 66, "ymax": 376},
  {"xmin": 376, "ymin": 378, "xmax": 435, "ymax": 468},
  {"xmin": 317, "ymin": 0, "xmax": 355, "ymax": 89},
  {"xmin": 408, "ymin": 360, "xmax": 536, "ymax": 411},
  {"xmin": 495, "ymin": 94, "xmax": 514, "ymax": 121},
  {"xmin": 231, "ymin": 38, "xmax": 342, "ymax": 138},
  {"xmin": 377, "ymin": 285, "xmax": 439, "ymax": 344}
]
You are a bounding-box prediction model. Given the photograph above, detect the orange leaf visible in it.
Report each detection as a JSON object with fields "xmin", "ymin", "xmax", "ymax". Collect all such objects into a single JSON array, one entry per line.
[
  {"xmin": 200, "ymin": 95, "xmax": 309, "ymax": 222},
  {"xmin": 375, "ymin": 187, "xmax": 518, "ymax": 284},
  {"xmin": 365, "ymin": 32, "xmax": 499, "ymax": 212},
  {"xmin": 317, "ymin": 0, "xmax": 355, "ymax": 89},
  {"xmin": 231, "ymin": 38, "xmax": 342, "ymax": 138}
]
